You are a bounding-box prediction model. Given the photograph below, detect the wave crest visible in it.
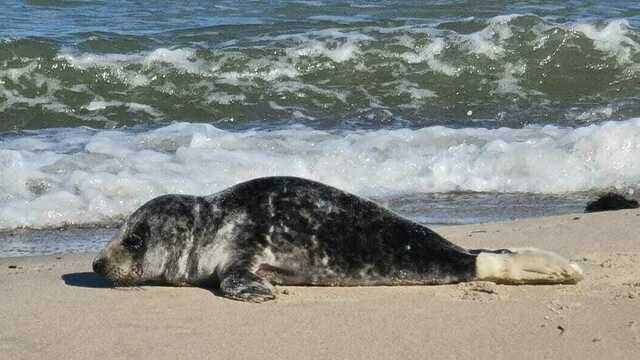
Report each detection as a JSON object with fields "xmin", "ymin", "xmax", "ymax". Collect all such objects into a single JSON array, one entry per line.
[{"xmin": 1, "ymin": 16, "xmax": 640, "ymax": 130}]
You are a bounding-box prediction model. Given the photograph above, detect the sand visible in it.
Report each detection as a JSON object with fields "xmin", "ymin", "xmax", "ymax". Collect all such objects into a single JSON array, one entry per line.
[{"xmin": 1, "ymin": 210, "xmax": 639, "ymax": 360}]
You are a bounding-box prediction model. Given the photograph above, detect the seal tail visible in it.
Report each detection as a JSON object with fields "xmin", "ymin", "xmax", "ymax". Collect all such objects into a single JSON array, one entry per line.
[{"xmin": 473, "ymin": 248, "xmax": 583, "ymax": 284}]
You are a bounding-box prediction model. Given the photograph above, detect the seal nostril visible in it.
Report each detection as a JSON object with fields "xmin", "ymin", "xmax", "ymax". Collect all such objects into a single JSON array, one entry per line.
[{"xmin": 93, "ymin": 258, "xmax": 107, "ymax": 275}]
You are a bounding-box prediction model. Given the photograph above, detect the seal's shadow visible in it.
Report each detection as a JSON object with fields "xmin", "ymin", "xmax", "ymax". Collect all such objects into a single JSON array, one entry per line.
[{"xmin": 62, "ymin": 272, "xmax": 113, "ymax": 288}]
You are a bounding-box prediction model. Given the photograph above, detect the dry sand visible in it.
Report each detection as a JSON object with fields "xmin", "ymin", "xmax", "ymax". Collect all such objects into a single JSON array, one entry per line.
[{"xmin": 1, "ymin": 210, "xmax": 639, "ymax": 359}]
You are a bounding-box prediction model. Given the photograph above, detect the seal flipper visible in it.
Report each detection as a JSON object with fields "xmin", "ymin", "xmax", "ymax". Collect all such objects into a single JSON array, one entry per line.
[
  {"xmin": 475, "ymin": 247, "xmax": 583, "ymax": 284},
  {"xmin": 219, "ymin": 269, "xmax": 276, "ymax": 303}
]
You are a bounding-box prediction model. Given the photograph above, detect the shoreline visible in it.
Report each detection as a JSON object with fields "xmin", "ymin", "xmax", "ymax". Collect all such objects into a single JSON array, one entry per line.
[
  {"xmin": 0, "ymin": 196, "xmax": 589, "ymax": 258},
  {"xmin": 1, "ymin": 210, "xmax": 639, "ymax": 359}
]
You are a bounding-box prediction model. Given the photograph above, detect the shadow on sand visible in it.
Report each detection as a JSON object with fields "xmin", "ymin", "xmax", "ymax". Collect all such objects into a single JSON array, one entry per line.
[{"xmin": 62, "ymin": 272, "xmax": 113, "ymax": 288}]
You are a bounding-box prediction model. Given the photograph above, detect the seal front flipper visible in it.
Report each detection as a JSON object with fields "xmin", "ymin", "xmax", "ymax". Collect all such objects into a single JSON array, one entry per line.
[{"xmin": 218, "ymin": 268, "xmax": 276, "ymax": 303}]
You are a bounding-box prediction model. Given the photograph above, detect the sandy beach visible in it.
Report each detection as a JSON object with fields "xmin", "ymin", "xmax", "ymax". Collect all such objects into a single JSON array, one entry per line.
[
  {"xmin": 3, "ymin": 1, "xmax": 640, "ymax": 359},
  {"xmin": 1, "ymin": 209, "xmax": 639, "ymax": 360}
]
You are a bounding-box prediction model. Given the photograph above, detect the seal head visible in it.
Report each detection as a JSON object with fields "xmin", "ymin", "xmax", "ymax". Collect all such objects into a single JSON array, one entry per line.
[{"xmin": 93, "ymin": 194, "xmax": 200, "ymax": 286}]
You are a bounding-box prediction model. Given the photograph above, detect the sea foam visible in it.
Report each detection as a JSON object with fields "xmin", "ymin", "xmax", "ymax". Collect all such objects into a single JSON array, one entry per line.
[{"xmin": 1, "ymin": 119, "xmax": 640, "ymax": 229}]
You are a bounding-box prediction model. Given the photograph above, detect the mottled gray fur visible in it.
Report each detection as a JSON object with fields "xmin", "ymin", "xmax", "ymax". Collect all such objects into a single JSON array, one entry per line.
[{"xmin": 93, "ymin": 177, "xmax": 582, "ymax": 302}]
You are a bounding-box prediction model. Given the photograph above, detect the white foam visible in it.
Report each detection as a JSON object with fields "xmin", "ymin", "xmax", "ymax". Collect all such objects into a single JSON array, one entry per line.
[
  {"xmin": 397, "ymin": 15, "xmax": 523, "ymax": 74},
  {"xmin": 3, "ymin": 119, "xmax": 640, "ymax": 229},
  {"xmin": 464, "ymin": 15, "xmax": 520, "ymax": 59},
  {"xmin": 401, "ymin": 37, "xmax": 459, "ymax": 76},
  {"xmin": 58, "ymin": 47, "xmax": 203, "ymax": 74},
  {"xmin": 496, "ymin": 62, "xmax": 527, "ymax": 96},
  {"xmin": 389, "ymin": 80, "xmax": 437, "ymax": 100},
  {"xmin": 574, "ymin": 19, "xmax": 640, "ymax": 65},
  {"xmin": 55, "ymin": 47, "xmax": 208, "ymax": 88},
  {"xmin": 287, "ymin": 38, "xmax": 362, "ymax": 63},
  {"xmin": 292, "ymin": 0, "xmax": 324, "ymax": 6},
  {"xmin": 0, "ymin": 65, "xmax": 72, "ymax": 113},
  {"xmin": 51, "ymin": 29, "xmax": 373, "ymax": 97},
  {"xmin": 206, "ymin": 92, "xmax": 247, "ymax": 105},
  {"xmin": 84, "ymin": 100, "xmax": 162, "ymax": 116}
]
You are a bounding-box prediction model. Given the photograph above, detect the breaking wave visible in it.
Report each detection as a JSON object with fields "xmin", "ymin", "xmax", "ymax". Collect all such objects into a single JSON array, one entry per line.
[
  {"xmin": 2, "ymin": 118, "xmax": 640, "ymax": 229},
  {"xmin": 1, "ymin": 15, "xmax": 640, "ymax": 130}
]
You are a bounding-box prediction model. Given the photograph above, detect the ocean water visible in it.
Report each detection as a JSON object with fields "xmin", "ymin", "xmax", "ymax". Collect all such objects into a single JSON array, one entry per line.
[{"xmin": 1, "ymin": 0, "xmax": 640, "ymax": 256}]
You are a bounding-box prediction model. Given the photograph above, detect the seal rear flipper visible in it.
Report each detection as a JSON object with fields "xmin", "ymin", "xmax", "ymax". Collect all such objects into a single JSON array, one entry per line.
[
  {"xmin": 218, "ymin": 269, "xmax": 276, "ymax": 303},
  {"xmin": 475, "ymin": 247, "xmax": 583, "ymax": 284}
]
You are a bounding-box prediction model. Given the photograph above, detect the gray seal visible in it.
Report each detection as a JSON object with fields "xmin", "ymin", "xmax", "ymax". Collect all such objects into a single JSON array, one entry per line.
[{"xmin": 93, "ymin": 176, "xmax": 582, "ymax": 302}]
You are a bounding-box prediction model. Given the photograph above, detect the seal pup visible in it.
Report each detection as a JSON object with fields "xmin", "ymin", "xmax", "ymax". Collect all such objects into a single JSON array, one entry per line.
[{"xmin": 93, "ymin": 176, "xmax": 583, "ymax": 302}]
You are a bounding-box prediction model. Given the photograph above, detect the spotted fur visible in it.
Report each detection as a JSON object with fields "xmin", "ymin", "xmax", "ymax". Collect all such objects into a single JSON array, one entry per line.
[{"xmin": 93, "ymin": 177, "xmax": 582, "ymax": 302}]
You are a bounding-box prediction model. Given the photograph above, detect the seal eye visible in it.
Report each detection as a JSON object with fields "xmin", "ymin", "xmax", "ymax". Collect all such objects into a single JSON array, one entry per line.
[{"xmin": 123, "ymin": 234, "xmax": 143, "ymax": 251}]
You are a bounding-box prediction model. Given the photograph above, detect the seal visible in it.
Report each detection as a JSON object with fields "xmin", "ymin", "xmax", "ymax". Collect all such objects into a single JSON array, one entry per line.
[{"xmin": 93, "ymin": 176, "xmax": 583, "ymax": 302}]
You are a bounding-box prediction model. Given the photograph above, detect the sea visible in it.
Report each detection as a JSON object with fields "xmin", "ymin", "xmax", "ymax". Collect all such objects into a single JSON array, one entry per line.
[{"xmin": 1, "ymin": 0, "xmax": 640, "ymax": 256}]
